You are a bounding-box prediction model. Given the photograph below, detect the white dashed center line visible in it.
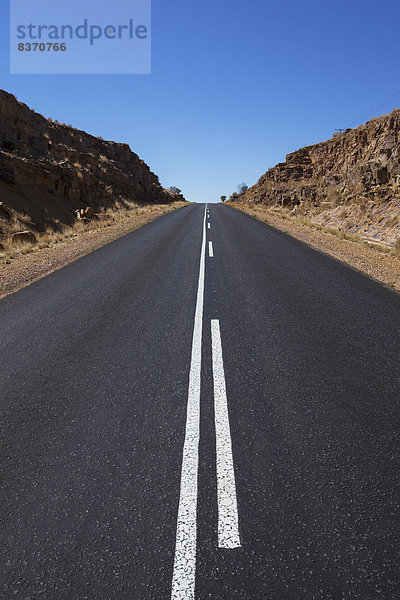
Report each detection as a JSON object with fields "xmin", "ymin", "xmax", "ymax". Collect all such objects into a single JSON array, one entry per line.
[
  {"xmin": 208, "ymin": 223, "xmax": 210, "ymax": 229},
  {"xmin": 172, "ymin": 207, "xmax": 241, "ymax": 599},
  {"xmin": 211, "ymin": 319, "xmax": 241, "ymax": 549},
  {"xmin": 171, "ymin": 205, "xmax": 207, "ymax": 600}
]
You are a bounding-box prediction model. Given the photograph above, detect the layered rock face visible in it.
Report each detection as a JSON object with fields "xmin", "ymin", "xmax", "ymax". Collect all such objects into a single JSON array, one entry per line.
[
  {"xmin": 236, "ymin": 110, "xmax": 400, "ymax": 245},
  {"xmin": 0, "ymin": 90, "xmax": 178, "ymax": 236}
]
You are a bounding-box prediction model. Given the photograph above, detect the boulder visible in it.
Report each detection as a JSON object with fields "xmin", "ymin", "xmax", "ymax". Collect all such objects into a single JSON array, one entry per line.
[
  {"xmin": 84, "ymin": 206, "xmax": 94, "ymax": 219},
  {"xmin": 11, "ymin": 230, "xmax": 37, "ymax": 245},
  {"xmin": 74, "ymin": 209, "xmax": 92, "ymax": 224}
]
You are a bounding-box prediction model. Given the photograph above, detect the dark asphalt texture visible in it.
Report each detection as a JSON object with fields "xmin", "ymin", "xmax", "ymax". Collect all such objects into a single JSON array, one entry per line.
[{"xmin": 1, "ymin": 202, "xmax": 400, "ymax": 599}]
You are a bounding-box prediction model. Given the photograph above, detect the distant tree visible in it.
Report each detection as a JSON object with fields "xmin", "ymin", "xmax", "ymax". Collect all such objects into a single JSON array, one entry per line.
[
  {"xmin": 237, "ymin": 182, "xmax": 249, "ymax": 194},
  {"xmin": 220, "ymin": 195, "xmax": 227, "ymax": 202},
  {"xmin": 169, "ymin": 186, "xmax": 182, "ymax": 195},
  {"xmin": 229, "ymin": 192, "xmax": 239, "ymax": 201}
]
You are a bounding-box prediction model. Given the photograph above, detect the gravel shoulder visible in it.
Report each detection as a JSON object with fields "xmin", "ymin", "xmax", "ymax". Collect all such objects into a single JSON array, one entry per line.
[
  {"xmin": 0, "ymin": 203, "xmax": 185, "ymax": 299},
  {"xmin": 227, "ymin": 203, "xmax": 400, "ymax": 292}
]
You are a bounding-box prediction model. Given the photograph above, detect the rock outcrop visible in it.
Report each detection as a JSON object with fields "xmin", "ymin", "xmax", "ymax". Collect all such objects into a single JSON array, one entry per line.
[
  {"xmin": 234, "ymin": 110, "xmax": 400, "ymax": 245},
  {"xmin": 0, "ymin": 90, "xmax": 180, "ymax": 239}
]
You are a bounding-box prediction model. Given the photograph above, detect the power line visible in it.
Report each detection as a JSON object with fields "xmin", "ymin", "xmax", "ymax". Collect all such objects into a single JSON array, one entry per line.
[{"xmin": 347, "ymin": 89, "xmax": 400, "ymax": 129}]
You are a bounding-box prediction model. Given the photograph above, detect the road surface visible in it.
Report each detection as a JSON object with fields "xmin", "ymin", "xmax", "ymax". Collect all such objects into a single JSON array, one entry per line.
[{"xmin": 1, "ymin": 203, "xmax": 400, "ymax": 599}]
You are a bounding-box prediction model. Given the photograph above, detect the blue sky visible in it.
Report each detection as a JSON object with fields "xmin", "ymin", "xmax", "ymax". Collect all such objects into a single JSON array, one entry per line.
[{"xmin": 1, "ymin": 0, "xmax": 400, "ymax": 203}]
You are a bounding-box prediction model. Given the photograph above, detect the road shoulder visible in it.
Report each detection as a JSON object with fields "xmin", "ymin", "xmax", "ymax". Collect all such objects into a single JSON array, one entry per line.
[
  {"xmin": 225, "ymin": 203, "xmax": 400, "ymax": 292},
  {"xmin": 0, "ymin": 203, "xmax": 187, "ymax": 299}
]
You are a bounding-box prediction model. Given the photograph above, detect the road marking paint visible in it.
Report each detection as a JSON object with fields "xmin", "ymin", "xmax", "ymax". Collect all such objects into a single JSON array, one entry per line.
[
  {"xmin": 208, "ymin": 223, "xmax": 210, "ymax": 229},
  {"xmin": 211, "ymin": 319, "xmax": 241, "ymax": 549},
  {"xmin": 209, "ymin": 242, "xmax": 214, "ymax": 257},
  {"xmin": 171, "ymin": 205, "xmax": 207, "ymax": 600}
]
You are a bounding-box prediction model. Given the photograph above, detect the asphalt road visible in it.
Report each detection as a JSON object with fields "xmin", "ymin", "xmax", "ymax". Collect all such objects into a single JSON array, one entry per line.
[{"xmin": 1, "ymin": 202, "xmax": 400, "ymax": 599}]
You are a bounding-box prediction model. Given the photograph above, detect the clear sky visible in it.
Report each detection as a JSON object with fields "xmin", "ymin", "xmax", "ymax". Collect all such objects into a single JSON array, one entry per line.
[{"xmin": 1, "ymin": 0, "xmax": 400, "ymax": 203}]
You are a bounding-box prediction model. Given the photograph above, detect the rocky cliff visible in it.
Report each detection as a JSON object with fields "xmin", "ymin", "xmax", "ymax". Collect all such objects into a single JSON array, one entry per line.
[
  {"xmin": 235, "ymin": 110, "xmax": 400, "ymax": 245},
  {"xmin": 0, "ymin": 90, "xmax": 179, "ymax": 238}
]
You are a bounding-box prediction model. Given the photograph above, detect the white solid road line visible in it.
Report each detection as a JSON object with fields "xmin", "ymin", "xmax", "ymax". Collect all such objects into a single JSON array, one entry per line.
[
  {"xmin": 209, "ymin": 241, "xmax": 214, "ymax": 257},
  {"xmin": 171, "ymin": 205, "xmax": 207, "ymax": 600},
  {"xmin": 211, "ymin": 320, "xmax": 241, "ymax": 549}
]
